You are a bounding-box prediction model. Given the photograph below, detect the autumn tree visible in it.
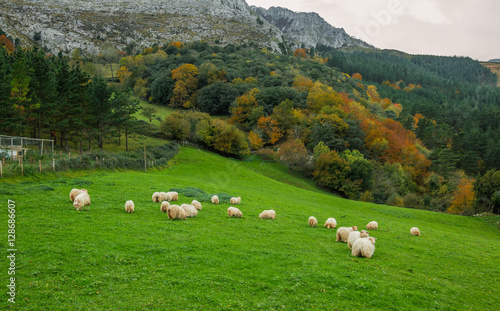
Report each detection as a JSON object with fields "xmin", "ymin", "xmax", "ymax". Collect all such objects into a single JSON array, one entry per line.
[
  {"xmin": 229, "ymin": 88, "xmax": 260, "ymax": 127},
  {"xmin": 448, "ymin": 177, "xmax": 476, "ymax": 215},
  {"xmin": 292, "ymin": 74, "xmax": 314, "ymax": 93},
  {"xmin": 248, "ymin": 130, "xmax": 264, "ymax": 150},
  {"xmin": 257, "ymin": 116, "xmax": 282, "ymax": 145},
  {"xmin": 313, "ymin": 151, "xmax": 351, "ymax": 191},
  {"xmin": 170, "ymin": 63, "xmax": 199, "ymax": 108},
  {"xmin": 278, "ymin": 139, "xmax": 310, "ymax": 173},
  {"xmin": 294, "ymin": 48, "xmax": 307, "ymax": 59}
]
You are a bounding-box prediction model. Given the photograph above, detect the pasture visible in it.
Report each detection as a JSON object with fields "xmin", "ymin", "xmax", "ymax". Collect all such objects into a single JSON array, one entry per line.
[{"xmin": 1, "ymin": 147, "xmax": 499, "ymax": 310}]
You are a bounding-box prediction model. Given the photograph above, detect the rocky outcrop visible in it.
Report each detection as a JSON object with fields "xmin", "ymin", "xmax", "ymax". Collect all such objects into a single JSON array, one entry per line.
[
  {"xmin": 251, "ymin": 6, "xmax": 372, "ymax": 50},
  {"xmin": 0, "ymin": 0, "xmax": 284, "ymax": 55}
]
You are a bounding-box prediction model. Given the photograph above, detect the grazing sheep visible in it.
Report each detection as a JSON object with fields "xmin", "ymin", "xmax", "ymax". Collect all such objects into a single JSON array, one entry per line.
[
  {"xmin": 336, "ymin": 226, "xmax": 358, "ymax": 243},
  {"xmin": 259, "ymin": 209, "xmax": 276, "ymax": 220},
  {"xmin": 70, "ymin": 188, "xmax": 87, "ymax": 202},
  {"xmin": 125, "ymin": 200, "xmax": 135, "ymax": 214},
  {"xmin": 211, "ymin": 195, "xmax": 219, "ymax": 204},
  {"xmin": 168, "ymin": 191, "xmax": 179, "ymax": 201},
  {"xmin": 366, "ymin": 221, "xmax": 378, "ymax": 230},
  {"xmin": 324, "ymin": 218, "xmax": 337, "ymax": 229},
  {"xmin": 152, "ymin": 192, "xmax": 161, "ymax": 203},
  {"xmin": 73, "ymin": 192, "xmax": 91, "ymax": 211},
  {"xmin": 308, "ymin": 216, "xmax": 318, "ymax": 227},
  {"xmin": 230, "ymin": 196, "xmax": 241, "ymax": 205},
  {"xmin": 347, "ymin": 230, "xmax": 370, "ymax": 249},
  {"xmin": 191, "ymin": 200, "xmax": 202, "ymax": 210},
  {"xmin": 181, "ymin": 204, "xmax": 198, "ymax": 217},
  {"xmin": 227, "ymin": 207, "xmax": 242, "ymax": 218},
  {"xmin": 351, "ymin": 237, "xmax": 377, "ymax": 258},
  {"xmin": 160, "ymin": 201, "xmax": 170, "ymax": 213},
  {"xmin": 167, "ymin": 204, "xmax": 186, "ymax": 220},
  {"xmin": 159, "ymin": 192, "xmax": 169, "ymax": 202},
  {"xmin": 410, "ymin": 227, "xmax": 421, "ymax": 236}
]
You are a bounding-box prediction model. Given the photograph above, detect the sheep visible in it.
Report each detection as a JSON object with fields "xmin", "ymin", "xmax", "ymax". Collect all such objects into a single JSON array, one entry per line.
[
  {"xmin": 152, "ymin": 192, "xmax": 161, "ymax": 203},
  {"xmin": 211, "ymin": 195, "xmax": 219, "ymax": 204},
  {"xmin": 347, "ymin": 230, "xmax": 370, "ymax": 249},
  {"xmin": 181, "ymin": 204, "xmax": 198, "ymax": 218},
  {"xmin": 168, "ymin": 191, "xmax": 179, "ymax": 201},
  {"xmin": 410, "ymin": 227, "xmax": 421, "ymax": 236},
  {"xmin": 125, "ymin": 200, "xmax": 135, "ymax": 214},
  {"xmin": 70, "ymin": 188, "xmax": 87, "ymax": 202},
  {"xmin": 191, "ymin": 200, "xmax": 202, "ymax": 210},
  {"xmin": 230, "ymin": 196, "xmax": 241, "ymax": 205},
  {"xmin": 227, "ymin": 207, "xmax": 242, "ymax": 218},
  {"xmin": 324, "ymin": 218, "xmax": 337, "ymax": 229},
  {"xmin": 159, "ymin": 192, "xmax": 169, "ymax": 202},
  {"xmin": 259, "ymin": 209, "xmax": 276, "ymax": 220},
  {"xmin": 336, "ymin": 226, "xmax": 358, "ymax": 243},
  {"xmin": 73, "ymin": 192, "xmax": 91, "ymax": 211},
  {"xmin": 351, "ymin": 237, "xmax": 377, "ymax": 258},
  {"xmin": 167, "ymin": 204, "xmax": 186, "ymax": 220},
  {"xmin": 160, "ymin": 201, "xmax": 170, "ymax": 213},
  {"xmin": 366, "ymin": 221, "xmax": 378, "ymax": 230},
  {"xmin": 308, "ymin": 216, "xmax": 318, "ymax": 227}
]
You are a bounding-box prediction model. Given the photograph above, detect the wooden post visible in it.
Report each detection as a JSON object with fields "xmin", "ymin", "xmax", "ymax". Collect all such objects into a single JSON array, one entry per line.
[
  {"xmin": 53, "ymin": 158, "xmax": 55, "ymax": 171},
  {"xmin": 69, "ymin": 152, "xmax": 71, "ymax": 158},
  {"xmin": 39, "ymin": 159, "xmax": 42, "ymax": 172},
  {"xmin": 21, "ymin": 161, "xmax": 23, "ymax": 176},
  {"xmin": 0, "ymin": 160, "xmax": 2, "ymax": 178}
]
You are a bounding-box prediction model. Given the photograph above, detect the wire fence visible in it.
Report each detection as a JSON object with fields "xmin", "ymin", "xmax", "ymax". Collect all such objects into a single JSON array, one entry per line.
[{"xmin": 0, "ymin": 143, "xmax": 179, "ymax": 178}]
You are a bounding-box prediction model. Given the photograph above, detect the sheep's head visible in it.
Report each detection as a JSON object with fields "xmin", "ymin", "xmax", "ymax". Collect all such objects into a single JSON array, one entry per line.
[
  {"xmin": 352, "ymin": 226, "xmax": 358, "ymax": 231},
  {"xmin": 360, "ymin": 230, "xmax": 369, "ymax": 238},
  {"xmin": 368, "ymin": 237, "xmax": 377, "ymax": 244}
]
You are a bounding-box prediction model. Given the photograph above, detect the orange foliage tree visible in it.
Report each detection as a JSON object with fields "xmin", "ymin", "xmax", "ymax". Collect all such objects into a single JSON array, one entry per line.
[
  {"xmin": 448, "ymin": 177, "xmax": 476, "ymax": 215},
  {"xmin": 257, "ymin": 116, "xmax": 282, "ymax": 145},
  {"xmin": 306, "ymin": 82, "xmax": 344, "ymax": 112},
  {"xmin": 352, "ymin": 73, "xmax": 362, "ymax": 81},
  {"xmin": 168, "ymin": 41, "xmax": 184, "ymax": 49},
  {"xmin": 248, "ymin": 130, "xmax": 264, "ymax": 150},
  {"xmin": 294, "ymin": 48, "xmax": 307, "ymax": 59},
  {"xmin": 170, "ymin": 64, "xmax": 198, "ymax": 108},
  {"xmin": 292, "ymin": 74, "xmax": 314, "ymax": 93},
  {"xmin": 229, "ymin": 88, "xmax": 260, "ymax": 125},
  {"xmin": 0, "ymin": 35, "xmax": 14, "ymax": 52}
]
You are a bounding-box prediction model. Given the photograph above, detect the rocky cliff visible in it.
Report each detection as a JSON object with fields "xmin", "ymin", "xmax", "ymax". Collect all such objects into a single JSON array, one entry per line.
[
  {"xmin": 0, "ymin": 0, "xmax": 284, "ymax": 55},
  {"xmin": 251, "ymin": 6, "xmax": 372, "ymax": 50}
]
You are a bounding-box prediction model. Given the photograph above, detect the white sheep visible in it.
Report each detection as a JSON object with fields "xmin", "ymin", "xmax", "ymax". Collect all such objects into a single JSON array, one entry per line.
[
  {"xmin": 227, "ymin": 207, "xmax": 242, "ymax": 218},
  {"xmin": 191, "ymin": 200, "xmax": 202, "ymax": 210},
  {"xmin": 167, "ymin": 204, "xmax": 186, "ymax": 220},
  {"xmin": 159, "ymin": 192, "xmax": 169, "ymax": 202},
  {"xmin": 259, "ymin": 209, "xmax": 276, "ymax": 220},
  {"xmin": 410, "ymin": 227, "xmax": 421, "ymax": 236},
  {"xmin": 160, "ymin": 201, "xmax": 170, "ymax": 213},
  {"xmin": 70, "ymin": 188, "xmax": 87, "ymax": 202},
  {"xmin": 324, "ymin": 218, "xmax": 337, "ymax": 229},
  {"xmin": 181, "ymin": 204, "xmax": 198, "ymax": 217},
  {"xmin": 351, "ymin": 237, "xmax": 377, "ymax": 258},
  {"xmin": 125, "ymin": 200, "xmax": 135, "ymax": 214},
  {"xmin": 73, "ymin": 192, "xmax": 91, "ymax": 211},
  {"xmin": 308, "ymin": 216, "xmax": 318, "ymax": 227},
  {"xmin": 366, "ymin": 221, "xmax": 378, "ymax": 230},
  {"xmin": 230, "ymin": 196, "xmax": 241, "ymax": 205},
  {"xmin": 152, "ymin": 192, "xmax": 161, "ymax": 203},
  {"xmin": 347, "ymin": 230, "xmax": 369, "ymax": 249},
  {"xmin": 211, "ymin": 195, "xmax": 219, "ymax": 204},
  {"xmin": 336, "ymin": 226, "xmax": 358, "ymax": 243},
  {"xmin": 167, "ymin": 191, "xmax": 179, "ymax": 201}
]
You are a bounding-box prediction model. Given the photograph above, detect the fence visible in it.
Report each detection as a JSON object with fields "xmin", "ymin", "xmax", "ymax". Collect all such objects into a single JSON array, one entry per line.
[{"xmin": 0, "ymin": 143, "xmax": 179, "ymax": 178}]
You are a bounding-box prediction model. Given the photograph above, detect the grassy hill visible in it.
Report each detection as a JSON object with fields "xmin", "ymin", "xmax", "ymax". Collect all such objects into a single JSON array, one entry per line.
[{"xmin": 1, "ymin": 147, "xmax": 499, "ymax": 310}]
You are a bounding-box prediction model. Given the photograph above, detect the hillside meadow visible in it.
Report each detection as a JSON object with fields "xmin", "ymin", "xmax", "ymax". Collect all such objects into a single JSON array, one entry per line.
[{"xmin": 0, "ymin": 147, "xmax": 499, "ymax": 310}]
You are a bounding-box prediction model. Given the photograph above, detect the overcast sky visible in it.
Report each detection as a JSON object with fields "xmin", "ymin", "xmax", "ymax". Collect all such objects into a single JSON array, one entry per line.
[{"xmin": 246, "ymin": 0, "xmax": 500, "ymax": 61}]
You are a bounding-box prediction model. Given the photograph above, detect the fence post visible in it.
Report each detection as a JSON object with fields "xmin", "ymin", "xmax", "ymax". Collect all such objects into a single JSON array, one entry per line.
[
  {"xmin": 53, "ymin": 158, "xmax": 55, "ymax": 171},
  {"xmin": 21, "ymin": 161, "xmax": 23, "ymax": 176},
  {"xmin": 0, "ymin": 160, "xmax": 2, "ymax": 178},
  {"xmin": 39, "ymin": 159, "xmax": 42, "ymax": 172}
]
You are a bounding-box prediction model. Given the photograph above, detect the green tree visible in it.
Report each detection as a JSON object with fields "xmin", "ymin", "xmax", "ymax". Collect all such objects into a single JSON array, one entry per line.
[
  {"xmin": 140, "ymin": 106, "xmax": 158, "ymax": 124},
  {"xmin": 313, "ymin": 151, "xmax": 351, "ymax": 191},
  {"xmin": 111, "ymin": 92, "xmax": 140, "ymax": 151}
]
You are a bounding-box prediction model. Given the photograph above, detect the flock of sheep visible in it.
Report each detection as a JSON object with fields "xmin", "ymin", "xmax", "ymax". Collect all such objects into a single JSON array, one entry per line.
[{"xmin": 69, "ymin": 188, "xmax": 421, "ymax": 259}]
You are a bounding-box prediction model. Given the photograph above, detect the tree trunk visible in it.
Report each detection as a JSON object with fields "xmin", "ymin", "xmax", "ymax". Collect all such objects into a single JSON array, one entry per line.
[
  {"xmin": 125, "ymin": 122, "xmax": 129, "ymax": 151},
  {"xmin": 64, "ymin": 133, "xmax": 69, "ymax": 152},
  {"xmin": 118, "ymin": 126, "xmax": 121, "ymax": 146}
]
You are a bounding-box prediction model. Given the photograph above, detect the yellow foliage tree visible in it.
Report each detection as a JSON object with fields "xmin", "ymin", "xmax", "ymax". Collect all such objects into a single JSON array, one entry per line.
[{"xmin": 448, "ymin": 178, "xmax": 476, "ymax": 215}]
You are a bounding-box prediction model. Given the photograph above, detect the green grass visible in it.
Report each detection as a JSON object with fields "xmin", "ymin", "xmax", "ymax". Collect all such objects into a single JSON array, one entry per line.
[
  {"xmin": 134, "ymin": 98, "xmax": 176, "ymax": 125},
  {"xmin": 1, "ymin": 147, "xmax": 499, "ymax": 310}
]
